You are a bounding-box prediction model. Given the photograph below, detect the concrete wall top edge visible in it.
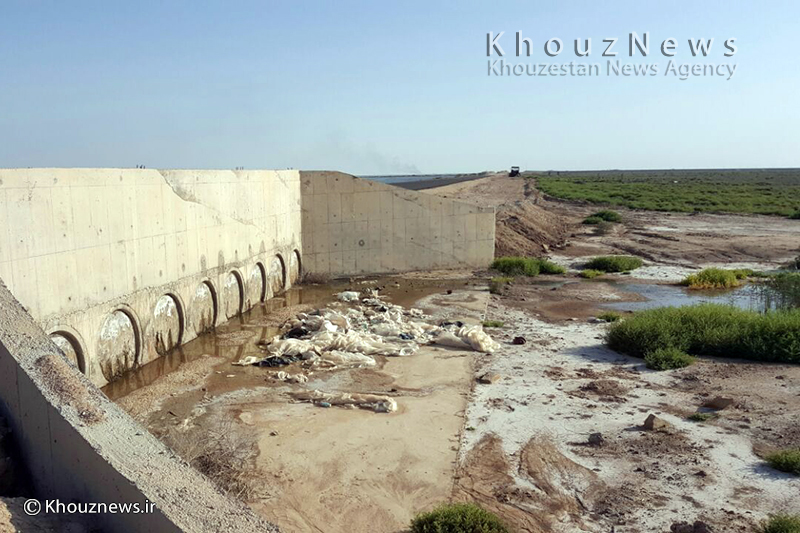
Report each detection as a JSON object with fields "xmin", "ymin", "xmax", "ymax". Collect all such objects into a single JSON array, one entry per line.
[{"xmin": 0, "ymin": 280, "xmax": 274, "ymax": 532}]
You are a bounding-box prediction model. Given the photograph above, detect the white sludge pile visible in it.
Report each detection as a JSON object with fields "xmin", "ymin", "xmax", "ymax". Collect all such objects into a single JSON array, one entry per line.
[{"xmin": 233, "ymin": 289, "xmax": 499, "ymax": 413}]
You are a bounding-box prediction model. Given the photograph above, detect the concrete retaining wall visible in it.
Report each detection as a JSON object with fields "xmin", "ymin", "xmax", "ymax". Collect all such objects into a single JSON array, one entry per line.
[
  {"xmin": 0, "ymin": 169, "xmax": 302, "ymax": 387},
  {"xmin": 300, "ymin": 171, "xmax": 495, "ymax": 275},
  {"xmin": 0, "ymin": 280, "xmax": 275, "ymax": 532}
]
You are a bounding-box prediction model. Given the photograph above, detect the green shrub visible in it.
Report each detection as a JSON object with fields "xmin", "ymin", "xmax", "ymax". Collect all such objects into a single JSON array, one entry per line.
[
  {"xmin": 491, "ymin": 257, "xmax": 540, "ymax": 277},
  {"xmin": 644, "ymin": 347, "xmax": 696, "ymax": 370},
  {"xmin": 580, "ymin": 269, "xmax": 605, "ymax": 279},
  {"xmin": 597, "ymin": 311, "xmax": 622, "ymax": 322},
  {"xmin": 789, "ymin": 210, "xmax": 800, "ymax": 220},
  {"xmin": 410, "ymin": 503, "xmax": 509, "ymax": 533},
  {"xmin": 682, "ymin": 268, "xmax": 742, "ymax": 289},
  {"xmin": 606, "ymin": 303, "xmax": 800, "ymax": 364},
  {"xmin": 534, "ymin": 259, "xmax": 566, "ymax": 275},
  {"xmin": 490, "ymin": 257, "xmax": 565, "ymax": 276},
  {"xmin": 489, "ymin": 277, "xmax": 513, "ymax": 294},
  {"xmin": 760, "ymin": 514, "xmax": 800, "ymax": 533},
  {"xmin": 591, "ymin": 210, "xmax": 623, "ymax": 223},
  {"xmin": 582, "ymin": 215, "xmax": 603, "ymax": 225},
  {"xmin": 687, "ymin": 412, "xmax": 716, "ymax": 422},
  {"xmin": 482, "ymin": 320, "xmax": 504, "ymax": 328},
  {"xmin": 585, "ymin": 256, "xmax": 643, "ymax": 273},
  {"xmin": 765, "ymin": 449, "xmax": 800, "ymax": 475}
]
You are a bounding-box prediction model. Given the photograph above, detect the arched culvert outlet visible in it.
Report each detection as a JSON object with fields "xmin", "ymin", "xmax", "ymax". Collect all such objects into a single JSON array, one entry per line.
[
  {"xmin": 269, "ymin": 255, "xmax": 287, "ymax": 297},
  {"xmin": 222, "ymin": 270, "xmax": 244, "ymax": 320},
  {"xmin": 191, "ymin": 280, "xmax": 218, "ymax": 336},
  {"xmin": 249, "ymin": 262, "xmax": 267, "ymax": 304},
  {"xmin": 153, "ymin": 294, "xmax": 184, "ymax": 356},
  {"xmin": 49, "ymin": 331, "xmax": 86, "ymax": 374},
  {"xmin": 97, "ymin": 309, "xmax": 140, "ymax": 383},
  {"xmin": 289, "ymin": 250, "xmax": 302, "ymax": 286}
]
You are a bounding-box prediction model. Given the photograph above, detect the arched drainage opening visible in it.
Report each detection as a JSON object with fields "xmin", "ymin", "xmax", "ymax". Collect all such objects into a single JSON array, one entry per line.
[
  {"xmin": 249, "ymin": 262, "xmax": 267, "ymax": 303},
  {"xmin": 97, "ymin": 309, "xmax": 140, "ymax": 383},
  {"xmin": 289, "ymin": 250, "xmax": 302, "ymax": 285},
  {"xmin": 191, "ymin": 281, "xmax": 218, "ymax": 336},
  {"xmin": 153, "ymin": 294, "xmax": 184, "ymax": 356},
  {"xmin": 50, "ymin": 331, "xmax": 86, "ymax": 374},
  {"xmin": 222, "ymin": 271, "xmax": 244, "ymax": 320},
  {"xmin": 269, "ymin": 255, "xmax": 286, "ymax": 297}
]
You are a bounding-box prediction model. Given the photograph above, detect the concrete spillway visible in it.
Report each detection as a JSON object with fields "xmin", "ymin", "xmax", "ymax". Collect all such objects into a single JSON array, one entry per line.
[
  {"xmin": 0, "ymin": 168, "xmax": 494, "ymax": 387},
  {"xmin": 0, "ymin": 167, "xmax": 495, "ymax": 532}
]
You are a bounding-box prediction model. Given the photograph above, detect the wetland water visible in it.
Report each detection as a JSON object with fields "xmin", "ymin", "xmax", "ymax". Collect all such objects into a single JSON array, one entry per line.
[{"xmin": 605, "ymin": 281, "xmax": 767, "ymax": 312}]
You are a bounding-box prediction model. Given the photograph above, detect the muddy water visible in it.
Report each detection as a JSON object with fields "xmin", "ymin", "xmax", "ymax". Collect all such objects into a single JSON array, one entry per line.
[
  {"xmin": 102, "ymin": 276, "xmax": 486, "ymax": 533},
  {"xmin": 604, "ymin": 282, "xmax": 765, "ymax": 312},
  {"xmin": 102, "ymin": 276, "xmax": 483, "ymax": 402}
]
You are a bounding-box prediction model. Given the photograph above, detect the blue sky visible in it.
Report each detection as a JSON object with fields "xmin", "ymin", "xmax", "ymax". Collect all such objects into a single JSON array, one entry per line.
[{"xmin": 1, "ymin": 1, "xmax": 798, "ymax": 174}]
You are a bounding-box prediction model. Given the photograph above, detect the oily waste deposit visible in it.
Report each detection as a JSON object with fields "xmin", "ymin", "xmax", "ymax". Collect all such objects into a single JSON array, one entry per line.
[{"xmin": 232, "ymin": 288, "xmax": 499, "ymax": 412}]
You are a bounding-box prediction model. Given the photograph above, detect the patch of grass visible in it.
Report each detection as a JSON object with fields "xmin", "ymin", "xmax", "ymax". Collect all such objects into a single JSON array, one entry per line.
[
  {"xmin": 591, "ymin": 209, "xmax": 623, "ymax": 222},
  {"xmin": 585, "ymin": 256, "xmax": 643, "ymax": 273},
  {"xmin": 489, "ymin": 276, "xmax": 513, "ymax": 294},
  {"xmin": 789, "ymin": 210, "xmax": 800, "ymax": 220},
  {"xmin": 597, "ymin": 311, "xmax": 622, "ymax": 322},
  {"xmin": 410, "ymin": 503, "xmax": 509, "ymax": 533},
  {"xmin": 765, "ymin": 449, "xmax": 800, "ymax": 475},
  {"xmin": 687, "ymin": 412, "xmax": 716, "ymax": 422},
  {"xmin": 534, "ymin": 259, "xmax": 567, "ymax": 275},
  {"xmin": 491, "ymin": 257, "xmax": 540, "ymax": 276},
  {"xmin": 760, "ymin": 514, "xmax": 800, "ymax": 533},
  {"xmin": 482, "ymin": 320, "xmax": 505, "ymax": 328},
  {"xmin": 580, "ymin": 269, "xmax": 605, "ymax": 279},
  {"xmin": 644, "ymin": 347, "xmax": 696, "ymax": 370},
  {"xmin": 606, "ymin": 303, "xmax": 800, "ymax": 364},
  {"xmin": 490, "ymin": 257, "xmax": 565, "ymax": 276},
  {"xmin": 682, "ymin": 268, "xmax": 743, "ymax": 289},
  {"xmin": 582, "ymin": 215, "xmax": 603, "ymax": 225},
  {"xmin": 537, "ymin": 170, "xmax": 800, "ymax": 216}
]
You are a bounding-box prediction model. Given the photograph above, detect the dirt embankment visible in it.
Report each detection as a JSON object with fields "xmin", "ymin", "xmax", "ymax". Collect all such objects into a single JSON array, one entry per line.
[
  {"xmin": 429, "ymin": 174, "xmax": 800, "ymax": 267},
  {"xmin": 427, "ymin": 175, "xmax": 571, "ymax": 257}
]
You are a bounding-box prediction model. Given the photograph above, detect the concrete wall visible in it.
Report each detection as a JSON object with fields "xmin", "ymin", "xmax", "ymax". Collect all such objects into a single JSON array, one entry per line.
[
  {"xmin": 300, "ymin": 171, "xmax": 495, "ymax": 275},
  {"xmin": 0, "ymin": 280, "xmax": 275, "ymax": 532},
  {"xmin": 0, "ymin": 168, "xmax": 302, "ymax": 386}
]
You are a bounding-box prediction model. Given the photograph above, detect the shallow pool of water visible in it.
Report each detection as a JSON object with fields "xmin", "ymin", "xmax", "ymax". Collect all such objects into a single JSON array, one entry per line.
[
  {"xmin": 102, "ymin": 276, "xmax": 482, "ymax": 401},
  {"xmin": 604, "ymin": 282, "xmax": 766, "ymax": 312}
]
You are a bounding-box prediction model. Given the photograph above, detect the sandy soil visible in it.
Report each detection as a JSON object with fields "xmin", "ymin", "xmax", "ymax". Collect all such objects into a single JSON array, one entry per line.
[
  {"xmin": 457, "ymin": 299, "xmax": 800, "ymax": 532},
  {"xmin": 425, "ymin": 176, "xmax": 800, "ymax": 531},
  {"xmin": 112, "ymin": 284, "xmax": 489, "ymax": 533}
]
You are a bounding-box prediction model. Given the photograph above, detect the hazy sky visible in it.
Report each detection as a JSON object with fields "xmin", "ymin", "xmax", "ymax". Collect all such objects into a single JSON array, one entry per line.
[{"xmin": 1, "ymin": 1, "xmax": 798, "ymax": 174}]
